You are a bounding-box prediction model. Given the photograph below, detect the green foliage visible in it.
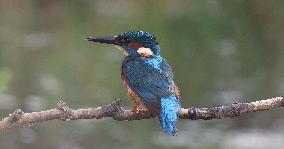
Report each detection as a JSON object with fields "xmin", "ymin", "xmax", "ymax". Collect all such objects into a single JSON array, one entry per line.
[{"xmin": 0, "ymin": 68, "xmax": 12, "ymax": 93}]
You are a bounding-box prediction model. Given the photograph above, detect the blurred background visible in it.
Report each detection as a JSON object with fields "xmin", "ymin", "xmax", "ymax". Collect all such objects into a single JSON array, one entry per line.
[{"xmin": 0, "ymin": 0, "xmax": 284, "ymax": 149}]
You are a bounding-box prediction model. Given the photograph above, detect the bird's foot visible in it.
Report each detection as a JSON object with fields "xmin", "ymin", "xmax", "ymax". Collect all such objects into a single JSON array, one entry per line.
[{"xmin": 131, "ymin": 106, "xmax": 141, "ymax": 114}]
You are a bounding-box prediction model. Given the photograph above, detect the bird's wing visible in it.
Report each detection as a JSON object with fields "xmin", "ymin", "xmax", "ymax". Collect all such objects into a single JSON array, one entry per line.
[{"xmin": 121, "ymin": 57, "xmax": 177, "ymax": 109}]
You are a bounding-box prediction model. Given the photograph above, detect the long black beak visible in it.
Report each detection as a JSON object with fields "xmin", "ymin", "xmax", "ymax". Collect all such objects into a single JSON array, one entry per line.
[{"xmin": 86, "ymin": 36, "xmax": 120, "ymax": 45}]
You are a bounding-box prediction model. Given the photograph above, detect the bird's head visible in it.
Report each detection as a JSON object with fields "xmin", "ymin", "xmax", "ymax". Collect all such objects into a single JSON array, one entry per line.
[{"xmin": 87, "ymin": 31, "xmax": 160, "ymax": 57}]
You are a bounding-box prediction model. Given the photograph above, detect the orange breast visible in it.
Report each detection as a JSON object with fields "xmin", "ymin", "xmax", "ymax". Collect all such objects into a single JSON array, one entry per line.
[
  {"xmin": 126, "ymin": 84, "xmax": 145, "ymax": 108},
  {"xmin": 121, "ymin": 78, "xmax": 145, "ymax": 109}
]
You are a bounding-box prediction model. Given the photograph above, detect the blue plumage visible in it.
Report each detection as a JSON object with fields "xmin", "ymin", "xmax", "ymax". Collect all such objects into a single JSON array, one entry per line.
[
  {"xmin": 122, "ymin": 54, "xmax": 180, "ymax": 136},
  {"xmin": 160, "ymin": 95, "xmax": 180, "ymax": 135},
  {"xmin": 87, "ymin": 31, "xmax": 181, "ymax": 136}
]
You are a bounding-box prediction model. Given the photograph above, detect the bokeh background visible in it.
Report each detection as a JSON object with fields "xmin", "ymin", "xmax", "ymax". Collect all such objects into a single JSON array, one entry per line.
[{"xmin": 0, "ymin": 0, "xmax": 284, "ymax": 149}]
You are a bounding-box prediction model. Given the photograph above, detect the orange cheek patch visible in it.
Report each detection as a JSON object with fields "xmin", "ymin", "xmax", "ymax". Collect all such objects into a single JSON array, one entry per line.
[{"xmin": 128, "ymin": 43, "xmax": 143, "ymax": 50}]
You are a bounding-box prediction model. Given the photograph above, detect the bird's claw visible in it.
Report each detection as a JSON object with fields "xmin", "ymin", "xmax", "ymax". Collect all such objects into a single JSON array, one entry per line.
[{"xmin": 131, "ymin": 106, "xmax": 141, "ymax": 114}]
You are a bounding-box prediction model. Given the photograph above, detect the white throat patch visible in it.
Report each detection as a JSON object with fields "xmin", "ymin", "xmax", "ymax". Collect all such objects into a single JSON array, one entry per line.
[
  {"xmin": 115, "ymin": 45, "xmax": 129, "ymax": 56},
  {"xmin": 137, "ymin": 47, "xmax": 154, "ymax": 57}
]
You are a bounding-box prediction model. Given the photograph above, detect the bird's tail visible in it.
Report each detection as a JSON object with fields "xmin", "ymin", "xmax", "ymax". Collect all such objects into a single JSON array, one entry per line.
[{"xmin": 159, "ymin": 95, "xmax": 180, "ymax": 136}]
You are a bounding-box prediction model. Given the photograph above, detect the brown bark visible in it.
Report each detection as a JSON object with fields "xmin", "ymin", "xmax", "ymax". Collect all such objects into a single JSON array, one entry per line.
[{"xmin": 0, "ymin": 96, "xmax": 283, "ymax": 132}]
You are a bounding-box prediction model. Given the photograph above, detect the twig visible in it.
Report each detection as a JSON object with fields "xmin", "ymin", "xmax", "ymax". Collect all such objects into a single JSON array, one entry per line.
[{"xmin": 0, "ymin": 96, "xmax": 283, "ymax": 132}]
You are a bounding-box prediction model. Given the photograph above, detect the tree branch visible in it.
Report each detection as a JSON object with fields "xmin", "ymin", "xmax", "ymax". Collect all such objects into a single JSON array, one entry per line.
[{"xmin": 0, "ymin": 96, "xmax": 283, "ymax": 132}]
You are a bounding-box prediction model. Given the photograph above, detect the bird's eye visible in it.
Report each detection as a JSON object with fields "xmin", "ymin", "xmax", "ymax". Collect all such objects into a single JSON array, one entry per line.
[
  {"xmin": 116, "ymin": 36, "xmax": 131, "ymax": 45},
  {"xmin": 123, "ymin": 37, "xmax": 131, "ymax": 43}
]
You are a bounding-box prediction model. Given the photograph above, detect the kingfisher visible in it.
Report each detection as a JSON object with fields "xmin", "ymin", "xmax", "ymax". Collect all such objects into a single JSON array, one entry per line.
[{"xmin": 87, "ymin": 31, "xmax": 180, "ymax": 136}]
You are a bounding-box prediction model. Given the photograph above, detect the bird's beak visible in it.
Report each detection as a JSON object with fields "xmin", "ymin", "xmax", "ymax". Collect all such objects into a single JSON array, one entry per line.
[{"xmin": 86, "ymin": 36, "xmax": 121, "ymax": 45}]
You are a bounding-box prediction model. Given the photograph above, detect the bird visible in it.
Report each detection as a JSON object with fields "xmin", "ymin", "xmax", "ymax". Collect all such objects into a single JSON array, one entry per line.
[{"xmin": 86, "ymin": 31, "xmax": 180, "ymax": 136}]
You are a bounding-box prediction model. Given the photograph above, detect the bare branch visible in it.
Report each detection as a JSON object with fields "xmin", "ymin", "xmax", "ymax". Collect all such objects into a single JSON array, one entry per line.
[{"xmin": 0, "ymin": 96, "xmax": 283, "ymax": 132}]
